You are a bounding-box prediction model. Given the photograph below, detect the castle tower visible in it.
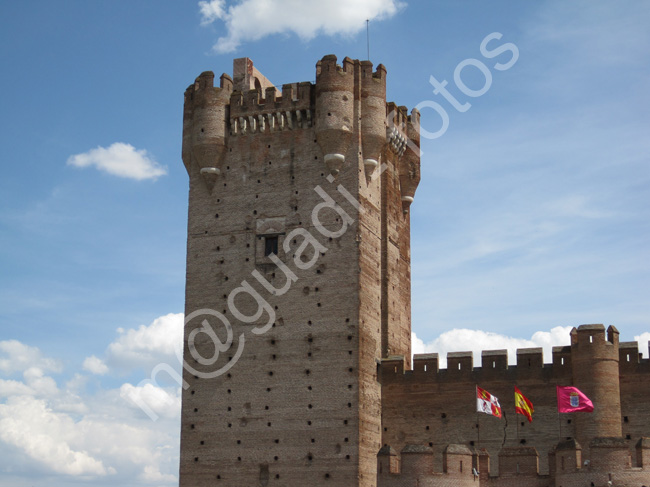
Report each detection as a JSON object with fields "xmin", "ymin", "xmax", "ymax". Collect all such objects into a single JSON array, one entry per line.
[
  {"xmin": 570, "ymin": 324, "xmax": 623, "ymax": 457},
  {"xmin": 179, "ymin": 56, "xmax": 420, "ymax": 487}
]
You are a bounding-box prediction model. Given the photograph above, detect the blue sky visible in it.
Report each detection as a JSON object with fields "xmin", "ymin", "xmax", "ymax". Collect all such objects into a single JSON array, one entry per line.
[{"xmin": 0, "ymin": 1, "xmax": 648, "ymax": 485}]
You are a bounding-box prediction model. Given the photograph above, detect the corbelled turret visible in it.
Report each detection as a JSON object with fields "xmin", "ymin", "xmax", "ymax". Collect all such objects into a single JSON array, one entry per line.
[
  {"xmin": 389, "ymin": 105, "xmax": 421, "ymax": 213},
  {"xmin": 182, "ymin": 71, "xmax": 232, "ymax": 188},
  {"xmin": 360, "ymin": 60, "xmax": 387, "ymax": 177},
  {"xmin": 314, "ymin": 55, "xmax": 355, "ymax": 175}
]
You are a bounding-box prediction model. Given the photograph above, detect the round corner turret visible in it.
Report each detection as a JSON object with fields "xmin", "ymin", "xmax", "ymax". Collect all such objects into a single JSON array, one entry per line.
[
  {"xmin": 315, "ymin": 54, "xmax": 355, "ymax": 175},
  {"xmin": 219, "ymin": 73, "xmax": 233, "ymax": 91},
  {"xmin": 360, "ymin": 61, "xmax": 388, "ymax": 178},
  {"xmin": 182, "ymin": 69, "xmax": 233, "ymax": 179},
  {"xmin": 571, "ymin": 324, "xmax": 622, "ymax": 450},
  {"xmin": 196, "ymin": 71, "xmax": 215, "ymax": 89},
  {"xmin": 397, "ymin": 109, "xmax": 421, "ymax": 212}
]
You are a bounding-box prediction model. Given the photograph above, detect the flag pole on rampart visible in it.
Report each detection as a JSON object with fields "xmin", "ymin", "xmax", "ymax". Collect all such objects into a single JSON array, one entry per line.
[{"xmin": 475, "ymin": 385, "xmax": 480, "ymax": 446}]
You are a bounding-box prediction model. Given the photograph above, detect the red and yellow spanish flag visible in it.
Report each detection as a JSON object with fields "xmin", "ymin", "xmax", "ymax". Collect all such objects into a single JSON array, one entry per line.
[{"xmin": 514, "ymin": 386, "xmax": 534, "ymax": 423}]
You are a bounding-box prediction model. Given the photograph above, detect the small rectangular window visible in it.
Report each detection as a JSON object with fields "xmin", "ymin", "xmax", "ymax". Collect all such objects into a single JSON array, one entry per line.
[{"xmin": 264, "ymin": 236, "xmax": 278, "ymax": 256}]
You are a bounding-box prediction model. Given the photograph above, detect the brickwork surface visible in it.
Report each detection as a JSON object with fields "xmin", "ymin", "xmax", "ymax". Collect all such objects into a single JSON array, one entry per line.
[
  {"xmin": 179, "ymin": 56, "xmax": 650, "ymax": 487},
  {"xmin": 180, "ymin": 56, "xmax": 419, "ymax": 487}
]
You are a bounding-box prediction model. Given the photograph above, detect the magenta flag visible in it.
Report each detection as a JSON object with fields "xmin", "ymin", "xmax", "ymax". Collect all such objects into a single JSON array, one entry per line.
[{"xmin": 556, "ymin": 386, "xmax": 594, "ymax": 413}]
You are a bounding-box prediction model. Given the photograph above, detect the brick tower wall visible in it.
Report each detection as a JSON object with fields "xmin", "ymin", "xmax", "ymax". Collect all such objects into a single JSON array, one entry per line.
[
  {"xmin": 380, "ymin": 103, "xmax": 418, "ymax": 365},
  {"xmin": 179, "ymin": 56, "xmax": 420, "ymax": 487}
]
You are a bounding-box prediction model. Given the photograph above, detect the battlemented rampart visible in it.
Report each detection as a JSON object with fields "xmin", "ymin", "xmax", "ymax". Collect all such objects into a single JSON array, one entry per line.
[{"xmin": 379, "ymin": 325, "xmax": 650, "ymax": 486}]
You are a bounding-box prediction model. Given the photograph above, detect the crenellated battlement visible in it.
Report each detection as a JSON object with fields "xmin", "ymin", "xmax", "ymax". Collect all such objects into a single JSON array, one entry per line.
[
  {"xmin": 182, "ymin": 55, "xmax": 422, "ymax": 207},
  {"xmin": 571, "ymin": 323, "xmax": 619, "ymax": 348},
  {"xmin": 230, "ymin": 82, "xmax": 314, "ymax": 136},
  {"xmin": 620, "ymin": 340, "xmax": 650, "ymax": 372},
  {"xmin": 228, "ymin": 82, "xmax": 314, "ymax": 135},
  {"xmin": 315, "ymin": 54, "xmax": 355, "ymax": 81},
  {"xmin": 380, "ymin": 326, "xmax": 650, "ymax": 386},
  {"xmin": 380, "ymin": 346, "xmax": 575, "ymax": 384}
]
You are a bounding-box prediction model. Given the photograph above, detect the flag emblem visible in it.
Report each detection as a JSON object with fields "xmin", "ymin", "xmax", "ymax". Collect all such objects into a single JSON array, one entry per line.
[
  {"xmin": 557, "ymin": 386, "xmax": 594, "ymax": 413},
  {"xmin": 476, "ymin": 386, "xmax": 502, "ymax": 418}
]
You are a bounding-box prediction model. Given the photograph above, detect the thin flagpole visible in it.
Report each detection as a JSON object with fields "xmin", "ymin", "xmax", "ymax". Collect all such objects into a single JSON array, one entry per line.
[
  {"xmin": 476, "ymin": 385, "xmax": 480, "ymax": 446},
  {"xmin": 556, "ymin": 385, "xmax": 561, "ymax": 441},
  {"xmin": 366, "ymin": 19, "xmax": 370, "ymax": 60},
  {"xmin": 515, "ymin": 387, "xmax": 520, "ymax": 441}
]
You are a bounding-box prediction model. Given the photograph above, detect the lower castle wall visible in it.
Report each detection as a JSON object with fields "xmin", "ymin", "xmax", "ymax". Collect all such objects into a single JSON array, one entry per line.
[
  {"xmin": 379, "ymin": 475, "xmax": 556, "ymax": 487},
  {"xmin": 378, "ymin": 472, "xmax": 481, "ymax": 487},
  {"xmin": 483, "ymin": 475, "xmax": 550, "ymax": 487},
  {"xmin": 380, "ymin": 366, "xmax": 572, "ymax": 475},
  {"xmin": 380, "ymin": 463, "xmax": 650, "ymax": 487},
  {"xmin": 554, "ymin": 468, "xmax": 649, "ymax": 487},
  {"xmin": 380, "ymin": 342, "xmax": 650, "ymax": 477}
]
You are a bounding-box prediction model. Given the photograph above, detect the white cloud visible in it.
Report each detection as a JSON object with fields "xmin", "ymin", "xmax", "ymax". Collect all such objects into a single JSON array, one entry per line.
[
  {"xmin": 65, "ymin": 373, "xmax": 89, "ymax": 393},
  {"xmin": 0, "ymin": 338, "xmax": 180, "ymax": 485},
  {"xmin": 83, "ymin": 356, "xmax": 109, "ymax": 375},
  {"xmin": 635, "ymin": 332, "xmax": 650, "ymax": 358},
  {"xmin": 199, "ymin": 0, "xmax": 405, "ymax": 53},
  {"xmin": 141, "ymin": 464, "xmax": 178, "ymax": 483},
  {"xmin": 119, "ymin": 383, "xmax": 182, "ymax": 421},
  {"xmin": 0, "ymin": 396, "xmax": 108, "ymax": 476},
  {"xmin": 106, "ymin": 313, "xmax": 184, "ymax": 371},
  {"xmin": 0, "ymin": 379, "xmax": 34, "ymax": 397},
  {"xmin": 0, "ymin": 340, "xmax": 62, "ymax": 375},
  {"xmin": 23, "ymin": 367, "xmax": 59, "ymax": 397},
  {"xmin": 412, "ymin": 326, "xmax": 573, "ymax": 367},
  {"xmin": 67, "ymin": 142, "xmax": 167, "ymax": 181},
  {"xmin": 199, "ymin": 0, "xmax": 226, "ymax": 24}
]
